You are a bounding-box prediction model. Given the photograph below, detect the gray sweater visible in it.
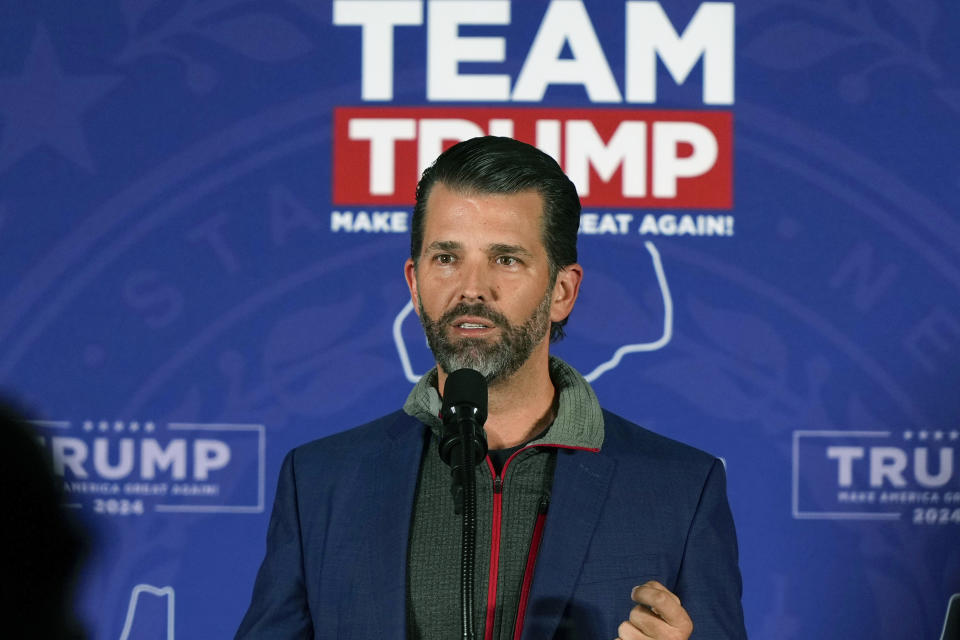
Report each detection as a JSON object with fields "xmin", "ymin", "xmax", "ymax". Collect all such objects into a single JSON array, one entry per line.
[{"xmin": 404, "ymin": 358, "xmax": 605, "ymax": 639}]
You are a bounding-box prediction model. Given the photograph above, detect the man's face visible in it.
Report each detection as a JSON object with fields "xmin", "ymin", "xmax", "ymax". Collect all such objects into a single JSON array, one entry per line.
[{"xmin": 404, "ymin": 183, "xmax": 569, "ymax": 384}]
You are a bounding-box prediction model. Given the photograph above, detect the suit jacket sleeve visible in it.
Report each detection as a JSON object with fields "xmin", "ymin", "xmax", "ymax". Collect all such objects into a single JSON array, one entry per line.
[
  {"xmin": 235, "ymin": 449, "xmax": 314, "ymax": 639},
  {"xmin": 676, "ymin": 457, "xmax": 747, "ymax": 640}
]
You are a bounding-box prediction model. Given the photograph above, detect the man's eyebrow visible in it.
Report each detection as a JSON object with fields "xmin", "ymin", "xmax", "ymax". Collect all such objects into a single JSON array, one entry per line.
[
  {"xmin": 425, "ymin": 240, "xmax": 462, "ymax": 252},
  {"xmin": 487, "ymin": 243, "xmax": 534, "ymax": 258}
]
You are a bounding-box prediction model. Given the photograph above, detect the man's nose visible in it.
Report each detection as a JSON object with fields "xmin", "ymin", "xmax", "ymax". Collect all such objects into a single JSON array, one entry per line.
[{"xmin": 459, "ymin": 259, "xmax": 494, "ymax": 302}]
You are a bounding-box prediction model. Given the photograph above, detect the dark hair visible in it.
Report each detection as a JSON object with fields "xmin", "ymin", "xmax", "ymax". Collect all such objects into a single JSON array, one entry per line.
[{"xmin": 411, "ymin": 136, "xmax": 581, "ymax": 341}]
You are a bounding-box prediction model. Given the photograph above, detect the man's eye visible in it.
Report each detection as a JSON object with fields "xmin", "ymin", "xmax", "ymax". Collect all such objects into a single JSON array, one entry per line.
[
  {"xmin": 496, "ymin": 256, "xmax": 519, "ymax": 266},
  {"xmin": 435, "ymin": 254, "xmax": 455, "ymax": 264}
]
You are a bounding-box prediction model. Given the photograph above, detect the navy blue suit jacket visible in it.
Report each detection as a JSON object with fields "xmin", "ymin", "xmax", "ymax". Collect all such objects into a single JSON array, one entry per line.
[{"xmin": 237, "ymin": 410, "xmax": 747, "ymax": 639}]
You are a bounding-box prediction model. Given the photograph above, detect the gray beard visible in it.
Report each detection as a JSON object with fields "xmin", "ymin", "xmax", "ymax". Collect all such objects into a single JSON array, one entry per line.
[{"xmin": 418, "ymin": 287, "xmax": 552, "ymax": 385}]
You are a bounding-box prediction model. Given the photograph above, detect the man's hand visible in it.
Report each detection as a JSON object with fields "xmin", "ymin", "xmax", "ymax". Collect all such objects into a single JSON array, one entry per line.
[{"xmin": 616, "ymin": 580, "xmax": 693, "ymax": 640}]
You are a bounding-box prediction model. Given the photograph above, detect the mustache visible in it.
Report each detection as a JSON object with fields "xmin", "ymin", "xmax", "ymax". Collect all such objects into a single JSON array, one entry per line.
[{"xmin": 439, "ymin": 302, "xmax": 510, "ymax": 329}]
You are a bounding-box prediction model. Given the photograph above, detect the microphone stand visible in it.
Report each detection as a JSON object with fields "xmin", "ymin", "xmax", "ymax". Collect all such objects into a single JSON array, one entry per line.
[
  {"xmin": 453, "ymin": 409, "xmax": 479, "ymax": 640},
  {"xmin": 439, "ymin": 369, "xmax": 488, "ymax": 640}
]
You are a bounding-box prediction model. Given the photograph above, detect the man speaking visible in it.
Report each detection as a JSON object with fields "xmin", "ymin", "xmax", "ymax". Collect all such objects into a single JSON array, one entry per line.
[{"xmin": 236, "ymin": 137, "xmax": 747, "ymax": 639}]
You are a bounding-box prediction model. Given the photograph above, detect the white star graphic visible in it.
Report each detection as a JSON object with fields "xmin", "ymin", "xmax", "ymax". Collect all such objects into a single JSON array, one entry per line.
[
  {"xmin": 950, "ymin": 431, "xmax": 959, "ymax": 441},
  {"xmin": 903, "ymin": 431, "xmax": 914, "ymax": 440},
  {"xmin": 933, "ymin": 431, "xmax": 944, "ymax": 441},
  {"xmin": 0, "ymin": 27, "xmax": 122, "ymax": 172},
  {"xmin": 918, "ymin": 430, "xmax": 929, "ymax": 440}
]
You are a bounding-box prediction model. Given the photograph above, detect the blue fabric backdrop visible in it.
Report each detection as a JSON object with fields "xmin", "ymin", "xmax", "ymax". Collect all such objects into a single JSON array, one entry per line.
[{"xmin": 1, "ymin": 1, "xmax": 958, "ymax": 638}]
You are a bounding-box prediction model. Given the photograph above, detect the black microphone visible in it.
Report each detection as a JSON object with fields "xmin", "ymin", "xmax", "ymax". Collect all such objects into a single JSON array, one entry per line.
[{"xmin": 439, "ymin": 368, "xmax": 488, "ymax": 513}]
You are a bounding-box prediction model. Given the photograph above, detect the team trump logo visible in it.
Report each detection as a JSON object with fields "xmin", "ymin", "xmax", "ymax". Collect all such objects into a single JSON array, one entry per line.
[
  {"xmin": 334, "ymin": 107, "xmax": 731, "ymax": 208},
  {"xmin": 793, "ymin": 430, "xmax": 960, "ymax": 524},
  {"xmin": 331, "ymin": 0, "xmax": 734, "ymax": 209},
  {"xmin": 34, "ymin": 420, "xmax": 264, "ymax": 516}
]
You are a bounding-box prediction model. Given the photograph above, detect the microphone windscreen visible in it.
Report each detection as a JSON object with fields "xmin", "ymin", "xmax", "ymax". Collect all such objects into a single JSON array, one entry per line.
[{"xmin": 441, "ymin": 368, "xmax": 488, "ymax": 424}]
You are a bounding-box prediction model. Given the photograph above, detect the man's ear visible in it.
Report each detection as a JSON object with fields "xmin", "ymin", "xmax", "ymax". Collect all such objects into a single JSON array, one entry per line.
[
  {"xmin": 404, "ymin": 258, "xmax": 420, "ymax": 316},
  {"xmin": 550, "ymin": 263, "xmax": 583, "ymax": 323}
]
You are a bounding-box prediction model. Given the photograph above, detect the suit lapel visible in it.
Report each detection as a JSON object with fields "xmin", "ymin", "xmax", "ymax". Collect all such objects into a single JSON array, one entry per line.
[
  {"xmin": 346, "ymin": 414, "xmax": 427, "ymax": 639},
  {"xmin": 521, "ymin": 448, "xmax": 615, "ymax": 640}
]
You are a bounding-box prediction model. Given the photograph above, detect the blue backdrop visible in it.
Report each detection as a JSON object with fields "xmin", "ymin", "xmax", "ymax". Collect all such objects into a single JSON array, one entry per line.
[{"xmin": 2, "ymin": 1, "xmax": 958, "ymax": 638}]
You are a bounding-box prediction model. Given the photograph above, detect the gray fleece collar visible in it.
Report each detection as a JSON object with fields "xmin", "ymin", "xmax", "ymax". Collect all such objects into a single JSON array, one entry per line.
[{"xmin": 402, "ymin": 357, "xmax": 604, "ymax": 451}]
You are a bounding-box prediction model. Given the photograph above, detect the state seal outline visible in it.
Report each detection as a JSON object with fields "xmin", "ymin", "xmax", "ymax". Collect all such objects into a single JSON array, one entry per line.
[{"xmin": 119, "ymin": 584, "xmax": 175, "ymax": 640}]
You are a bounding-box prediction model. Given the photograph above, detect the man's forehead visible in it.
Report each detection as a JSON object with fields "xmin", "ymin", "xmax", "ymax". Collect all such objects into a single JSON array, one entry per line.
[{"xmin": 423, "ymin": 183, "xmax": 545, "ymax": 226}]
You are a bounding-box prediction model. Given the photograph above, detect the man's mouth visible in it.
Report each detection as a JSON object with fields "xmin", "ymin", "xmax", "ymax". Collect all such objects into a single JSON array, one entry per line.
[
  {"xmin": 450, "ymin": 315, "xmax": 497, "ymax": 331},
  {"xmin": 439, "ymin": 304, "xmax": 508, "ymax": 334}
]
